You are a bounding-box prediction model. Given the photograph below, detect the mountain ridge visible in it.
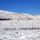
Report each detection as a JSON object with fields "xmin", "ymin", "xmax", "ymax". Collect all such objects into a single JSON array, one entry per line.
[{"xmin": 0, "ymin": 10, "xmax": 40, "ymax": 20}]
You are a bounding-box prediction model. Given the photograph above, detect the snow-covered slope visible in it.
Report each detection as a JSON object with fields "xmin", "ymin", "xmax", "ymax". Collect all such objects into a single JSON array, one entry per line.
[
  {"xmin": 0, "ymin": 10, "xmax": 37, "ymax": 20},
  {"xmin": 0, "ymin": 10, "xmax": 40, "ymax": 30},
  {"xmin": 0, "ymin": 10, "xmax": 40, "ymax": 40}
]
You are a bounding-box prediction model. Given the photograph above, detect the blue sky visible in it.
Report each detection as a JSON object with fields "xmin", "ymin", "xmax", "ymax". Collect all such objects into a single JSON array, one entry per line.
[{"xmin": 0, "ymin": 0, "xmax": 40, "ymax": 15}]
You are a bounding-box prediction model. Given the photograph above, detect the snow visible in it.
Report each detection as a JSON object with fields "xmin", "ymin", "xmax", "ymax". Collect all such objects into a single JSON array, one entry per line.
[{"xmin": 0, "ymin": 10, "xmax": 40, "ymax": 40}]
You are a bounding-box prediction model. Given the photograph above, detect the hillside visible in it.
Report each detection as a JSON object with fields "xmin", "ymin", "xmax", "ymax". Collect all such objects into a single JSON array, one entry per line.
[
  {"xmin": 0, "ymin": 10, "xmax": 40, "ymax": 40},
  {"xmin": 0, "ymin": 10, "xmax": 40, "ymax": 29}
]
